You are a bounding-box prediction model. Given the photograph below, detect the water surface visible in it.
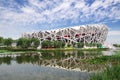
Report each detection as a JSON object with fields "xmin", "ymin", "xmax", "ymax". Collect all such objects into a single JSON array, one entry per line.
[{"xmin": 0, "ymin": 50, "xmax": 116, "ymax": 80}]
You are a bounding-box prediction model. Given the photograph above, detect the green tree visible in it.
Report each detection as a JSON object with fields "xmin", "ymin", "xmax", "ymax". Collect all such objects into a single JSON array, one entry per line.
[
  {"xmin": 97, "ymin": 43, "xmax": 103, "ymax": 48},
  {"xmin": 4, "ymin": 38, "xmax": 13, "ymax": 46},
  {"xmin": 60, "ymin": 41, "xmax": 65, "ymax": 48},
  {"xmin": 91, "ymin": 43, "xmax": 97, "ymax": 47},
  {"xmin": 72, "ymin": 43, "xmax": 76, "ymax": 47},
  {"xmin": 0, "ymin": 37, "xmax": 4, "ymax": 46},
  {"xmin": 53, "ymin": 41, "xmax": 65, "ymax": 48},
  {"xmin": 85, "ymin": 43, "xmax": 91, "ymax": 47},
  {"xmin": 67, "ymin": 44, "xmax": 71, "ymax": 47},
  {"xmin": 77, "ymin": 42, "xmax": 84, "ymax": 48},
  {"xmin": 41, "ymin": 40, "xmax": 65, "ymax": 48},
  {"xmin": 53, "ymin": 41, "xmax": 61, "ymax": 48},
  {"xmin": 17, "ymin": 38, "xmax": 31, "ymax": 48},
  {"xmin": 31, "ymin": 38, "xmax": 40, "ymax": 48},
  {"xmin": 41, "ymin": 41, "xmax": 49, "ymax": 48},
  {"xmin": 41, "ymin": 41, "xmax": 54, "ymax": 48},
  {"xmin": 113, "ymin": 44, "xmax": 120, "ymax": 47}
]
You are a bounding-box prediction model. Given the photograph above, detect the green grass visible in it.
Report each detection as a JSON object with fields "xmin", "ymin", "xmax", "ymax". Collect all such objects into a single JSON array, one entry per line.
[
  {"xmin": 84, "ymin": 50, "xmax": 120, "ymax": 64},
  {"xmin": 85, "ymin": 55, "xmax": 120, "ymax": 64},
  {"xmin": 0, "ymin": 47, "xmax": 109, "ymax": 53},
  {"xmin": 0, "ymin": 50, "xmax": 11, "ymax": 53},
  {"xmin": 90, "ymin": 64, "xmax": 120, "ymax": 80}
]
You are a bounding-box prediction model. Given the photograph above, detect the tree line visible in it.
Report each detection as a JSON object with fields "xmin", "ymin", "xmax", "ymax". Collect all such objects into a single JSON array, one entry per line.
[
  {"xmin": 0, "ymin": 36, "xmax": 103, "ymax": 49},
  {"xmin": 0, "ymin": 37, "xmax": 40, "ymax": 49},
  {"xmin": 113, "ymin": 44, "xmax": 120, "ymax": 47}
]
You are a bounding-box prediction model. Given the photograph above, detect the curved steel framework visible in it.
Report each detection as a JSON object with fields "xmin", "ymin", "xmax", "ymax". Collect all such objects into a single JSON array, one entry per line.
[{"xmin": 22, "ymin": 24, "xmax": 108, "ymax": 45}]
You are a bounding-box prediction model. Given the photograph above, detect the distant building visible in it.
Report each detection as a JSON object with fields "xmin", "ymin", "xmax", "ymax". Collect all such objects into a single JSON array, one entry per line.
[{"xmin": 22, "ymin": 24, "xmax": 108, "ymax": 47}]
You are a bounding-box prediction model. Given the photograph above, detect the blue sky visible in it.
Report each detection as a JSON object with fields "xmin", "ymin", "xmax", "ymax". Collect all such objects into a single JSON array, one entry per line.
[{"xmin": 0, "ymin": 0, "xmax": 120, "ymax": 44}]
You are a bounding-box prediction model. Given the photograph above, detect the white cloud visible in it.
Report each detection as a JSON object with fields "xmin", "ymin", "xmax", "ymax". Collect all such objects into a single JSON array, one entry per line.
[
  {"xmin": 0, "ymin": 0, "xmax": 120, "ymax": 39},
  {"xmin": 21, "ymin": 7, "xmax": 35, "ymax": 13},
  {"xmin": 91, "ymin": 0, "xmax": 102, "ymax": 9},
  {"xmin": 108, "ymin": 30, "xmax": 120, "ymax": 36},
  {"xmin": 75, "ymin": 1, "xmax": 85, "ymax": 8},
  {"xmin": 0, "ymin": 0, "xmax": 120, "ymax": 25}
]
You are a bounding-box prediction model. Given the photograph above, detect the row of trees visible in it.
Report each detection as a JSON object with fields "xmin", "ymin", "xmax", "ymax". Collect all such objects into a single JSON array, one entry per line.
[
  {"xmin": 0, "ymin": 36, "xmax": 103, "ymax": 49},
  {"xmin": 17, "ymin": 38, "xmax": 40, "ymax": 48},
  {"xmin": 0, "ymin": 37, "xmax": 13, "ymax": 46},
  {"xmin": 41, "ymin": 40, "xmax": 102, "ymax": 48},
  {"xmin": 113, "ymin": 44, "xmax": 120, "ymax": 47},
  {"xmin": 74, "ymin": 43, "xmax": 102, "ymax": 48},
  {"xmin": 0, "ymin": 37, "xmax": 40, "ymax": 49},
  {"xmin": 41, "ymin": 41, "xmax": 65, "ymax": 48}
]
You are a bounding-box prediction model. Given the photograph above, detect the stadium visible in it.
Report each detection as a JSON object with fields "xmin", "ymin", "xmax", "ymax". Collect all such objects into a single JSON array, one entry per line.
[{"xmin": 22, "ymin": 24, "xmax": 108, "ymax": 48}]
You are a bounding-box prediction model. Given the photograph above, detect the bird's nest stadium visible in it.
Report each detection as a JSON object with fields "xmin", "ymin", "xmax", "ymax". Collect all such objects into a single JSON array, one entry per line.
[{"xmin": 22, "ymin": 24, "xmax": 108, "ymax": 47}]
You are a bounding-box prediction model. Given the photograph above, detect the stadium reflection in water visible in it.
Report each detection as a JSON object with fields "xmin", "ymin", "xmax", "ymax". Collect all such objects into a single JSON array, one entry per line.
[{"xmin": 0, "ymin": 50, "xmax": 116, "ymax": 80}]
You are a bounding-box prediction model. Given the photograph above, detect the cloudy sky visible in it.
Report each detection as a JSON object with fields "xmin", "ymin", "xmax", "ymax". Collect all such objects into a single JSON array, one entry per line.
[{"xmin": 0, "ymin": 0, "xmax": 120, "ymax": 44}]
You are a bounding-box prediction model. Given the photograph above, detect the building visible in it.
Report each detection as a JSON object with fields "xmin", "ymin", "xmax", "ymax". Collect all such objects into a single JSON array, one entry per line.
[{"xmin": 22, "ymin": 24, "xmax": 108, "ymax": 47}]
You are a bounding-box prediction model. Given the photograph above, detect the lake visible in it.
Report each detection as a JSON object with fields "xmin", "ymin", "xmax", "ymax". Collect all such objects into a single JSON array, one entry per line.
[{"xmin": 0, "ymin": 49, "xmax": 117, "ymax": 80}]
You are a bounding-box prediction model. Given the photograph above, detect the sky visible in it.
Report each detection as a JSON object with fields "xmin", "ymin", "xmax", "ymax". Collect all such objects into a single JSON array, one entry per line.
[{"xmin": 0, "ymin": 0, "xmax": 120, "ymax": 44}]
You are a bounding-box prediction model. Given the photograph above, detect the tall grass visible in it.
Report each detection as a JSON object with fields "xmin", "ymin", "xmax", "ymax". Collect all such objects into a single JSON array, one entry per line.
[{"xmin": 90, "ymin": 65, "xmax": 120, "ymax": 80}]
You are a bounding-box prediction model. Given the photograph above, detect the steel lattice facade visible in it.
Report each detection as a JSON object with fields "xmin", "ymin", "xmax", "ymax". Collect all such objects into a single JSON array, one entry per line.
[{"xmin": 22, "ymin": 24, "xmax": 108, "ymax": 45}]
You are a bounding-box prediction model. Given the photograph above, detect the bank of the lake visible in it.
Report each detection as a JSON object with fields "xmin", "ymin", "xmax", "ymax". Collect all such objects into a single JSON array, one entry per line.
[{"xmin": 0, "ymin": 47, "xmax": 109, "ymax": 54}]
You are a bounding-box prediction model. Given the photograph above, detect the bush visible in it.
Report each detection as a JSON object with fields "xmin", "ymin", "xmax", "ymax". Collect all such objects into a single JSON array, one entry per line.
[
  {"xmin": 4, "ymin": 38, "xmax": 13, "ymax": 47},
  {"xmin": 41, "ymin": 40, "xmax": 53, "ymax": 48},
  {"xmin": 41, "ymin": 40, "xmax": 65, "ymax": 48},
  {"xmin": 67, "ymin": 44, "xmax": 71, "ymax": 47},
  {"xmin": 31, "ymin": 38, "xmax": 40, "ymax": 48},
  {"xmin": 77, "ymin": 43, "xmax": 84, "ymax": 48}
]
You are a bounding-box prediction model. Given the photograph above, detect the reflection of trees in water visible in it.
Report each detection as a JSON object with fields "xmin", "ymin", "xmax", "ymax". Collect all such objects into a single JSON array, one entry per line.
[
  {"xmin": 0, "ymin": 51, "xmax": 109, "ymax": 71},
  {"xmin": 0, "ymin": 56, "xmax": 12, "ymax": 65}
]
